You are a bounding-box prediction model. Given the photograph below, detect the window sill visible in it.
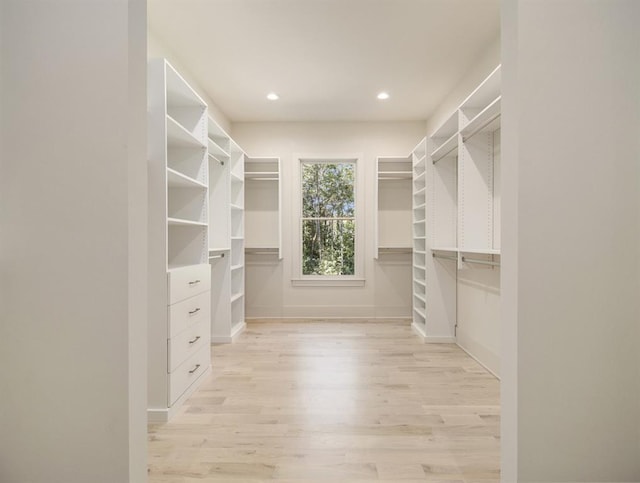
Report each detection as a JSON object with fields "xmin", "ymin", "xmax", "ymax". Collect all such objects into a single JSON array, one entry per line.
[{"xmin": 291, "ymin": 278, "xmax": 365, "ymax": 287}]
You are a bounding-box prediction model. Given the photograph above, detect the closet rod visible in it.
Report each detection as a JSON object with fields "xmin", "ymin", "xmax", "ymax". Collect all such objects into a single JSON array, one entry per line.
[
  {"xmin": 461, "ymin": 256, "xmax": 500, "ymax": 267},
  {"xmin": 246, "ymin": 251, "xmax": 278, "ymax": 255},
  {"xmin": 462, "ymin": 112, "xmax": 501, "ymax": 142},
  {"xmin": 432, "ymin": 253, "xmax": 457, "ymax": 261},
  {"xmin": 208, "ymin": 253, "xmax": 225, "ymax": 259},
  {"xmin": 208, "ymin": 153, "xmax": 225, "ymax": 165}
]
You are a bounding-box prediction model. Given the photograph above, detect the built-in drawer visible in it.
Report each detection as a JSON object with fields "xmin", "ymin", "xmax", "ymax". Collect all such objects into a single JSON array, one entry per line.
[
  {"xmin": 168, "ymin": 291, "xmax": 210, "ymax": 339},
  {"xmin": 167, "ymin": 319, "xmax": 210, "ymax": 372},
  {"xmin": 167, "ymin": 264, "xmax": 210, "ymax": 305},
  {"xmin": 168, "ymin": 345, "xmax": 210, "ymax": 405}
]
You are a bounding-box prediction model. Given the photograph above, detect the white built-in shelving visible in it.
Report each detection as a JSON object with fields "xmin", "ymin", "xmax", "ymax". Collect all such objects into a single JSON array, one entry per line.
[
  {"xmin": 411, "ymin": 138, "xmax": 428, "ymax": 336},
  {"xmin": 417, "ymin": 64, "xmax": 501, "ymax": 345},
  {"xmin": 244, "ymin": 157, "xmax": 282, "ymax": 259},
  {"xmin": 147, "ymin": 59, "xmax": 211, "ymax": 422},
  {"xmin": 207, "ymin": 118, "xmax": 249, "ymax": 343},
  {"xmin": 374, "ymin": 156, "xmax": 413, "ymax": 259}
]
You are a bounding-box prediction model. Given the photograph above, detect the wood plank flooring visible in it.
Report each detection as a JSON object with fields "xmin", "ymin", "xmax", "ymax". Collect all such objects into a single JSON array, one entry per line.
[{"xmin": 148, "ymin": 319, "xmax": 500, "ymax": 482}]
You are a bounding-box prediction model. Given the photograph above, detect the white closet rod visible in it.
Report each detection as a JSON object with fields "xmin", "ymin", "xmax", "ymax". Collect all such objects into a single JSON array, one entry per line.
[
  {"xmin": 461, "ymin": 256, "xmax": 500, "ymax": 267},
  {"xmin": 432, "ymin": 253, "xmax": 457, "ymax": 261},
  {"xmin": 208, "ymin": 153, "xmax": 225, "ymax": 165}
]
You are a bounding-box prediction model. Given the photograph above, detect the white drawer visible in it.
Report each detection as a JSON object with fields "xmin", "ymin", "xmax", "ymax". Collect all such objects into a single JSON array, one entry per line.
[
  {"xmin": 168, "ymin": 291, "xmax": 210, "ymax": 338},
  {"xmin": 168, "ymin": 345, "xmax": 210, "ymax": 405},
  {"xmin": 168, "ymin": 264, "xmax": 210, "ymax": 305},
  {"xmin": 167, "ymin": 319, "xmax": 210, "ymax": 372}
]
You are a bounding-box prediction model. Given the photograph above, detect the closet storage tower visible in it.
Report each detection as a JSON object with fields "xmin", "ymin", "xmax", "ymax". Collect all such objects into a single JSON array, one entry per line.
[
  {"xmin": 147, "ymin": 59, "xmax": 212, "ymax": 421},
  {"xmin": 418, "ymin": 65, "xmax": 501, "ymax": 358}
]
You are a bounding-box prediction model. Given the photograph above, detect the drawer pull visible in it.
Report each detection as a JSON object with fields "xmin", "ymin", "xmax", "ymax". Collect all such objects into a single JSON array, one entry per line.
[
  {"xmin": 188, "ymin": 336, "xmax": 201, "ymax": 345},
  {"xmin": 188, "ymin": 307, "xmax": 201, "ymax": 315},
  {"xmin": 188, "ymin": 280, "xmax": 201, "ymax": 286},
  {"xmin": 189, "ymin": 364, "xmax": 201, "ymax": 374}
]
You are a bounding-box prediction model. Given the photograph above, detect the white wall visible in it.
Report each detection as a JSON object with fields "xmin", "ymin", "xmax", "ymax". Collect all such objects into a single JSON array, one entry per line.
[
  {"xmin": 148, "ymin": 30, "xmax": 231, "ymax": 133},
  {"xmin": 502, "ymin": 1, "xmax": 640, "ymax": 481},
  {"xmin": 0, "ymin": 1, "xmax": 147, "ymax": 482},
  {"xmin": 232, "ymin": 121, "xmax": 426, "ymax": 318}
]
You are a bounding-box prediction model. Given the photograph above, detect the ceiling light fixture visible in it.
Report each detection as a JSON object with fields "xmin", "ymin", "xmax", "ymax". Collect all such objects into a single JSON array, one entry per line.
[
  {"xmin": 267, "ymin": 92, "xmax": 279, "ymax": 101},
  {"xmin": 377, "ymin": 91, "xmax": 390, "ymax": 100}
]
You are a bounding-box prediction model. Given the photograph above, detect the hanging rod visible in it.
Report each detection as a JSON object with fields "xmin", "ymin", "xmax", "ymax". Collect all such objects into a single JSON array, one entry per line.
[
  {"xmin": 461, "ymin": 256, "xmax": 500, "ymax": 267},
  {"xmin": 432, "ymin": 253, "xmax": 457, "ymax": 261},
  {"xmin": 462, "ymin": 112, "xmax": 501, "ymax": 142},
  {"xmin": 208, "ymin": 253, "xmax": 225, "ymax": 260},
  {"xmin": 246, "ymin": 250, "xmax": 278, "ymax": 255},
  {"xmin": 208, "ymin": 153, "xmax": 225, "ymax": 165}
]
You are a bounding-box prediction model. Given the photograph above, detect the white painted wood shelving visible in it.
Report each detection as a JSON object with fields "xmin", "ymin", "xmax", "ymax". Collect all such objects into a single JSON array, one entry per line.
[
  {"xmin": 147, "ymin": 59, "xmax": 212, "ymax": 422},
  {"xmin": 411, "ymin": 138, "xmax": 428, "ymax": 337},
  {"xmin": 421, "ymin": 64, "xmax": 501, "ymax": 343},
  {"xmin": 374, "ymin": 156, "xmax": 413, "ymax": 259},
  {"xmin": 244, "ymin": 157, "xmax": 282, "ymax": 259}
]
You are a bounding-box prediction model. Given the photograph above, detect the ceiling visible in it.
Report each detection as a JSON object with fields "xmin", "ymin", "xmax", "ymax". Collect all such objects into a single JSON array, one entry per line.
[{"xmin": 148, "ymin": 0, "xmax": 500, "ymax": 123}]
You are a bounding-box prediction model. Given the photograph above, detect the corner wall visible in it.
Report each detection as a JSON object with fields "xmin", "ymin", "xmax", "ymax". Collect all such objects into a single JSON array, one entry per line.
[
  {"xmin": 502, "ymin": 1, "xmax": 640, "ymax": 480},
  {"xmin": 0, "ymin": 1, "xmax": 148, "ymax": 481}
]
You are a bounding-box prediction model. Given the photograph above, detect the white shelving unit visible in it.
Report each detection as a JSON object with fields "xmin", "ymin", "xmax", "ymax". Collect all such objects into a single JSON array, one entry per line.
[
  {"xmin": 419, "ymin": 64, "xmax": 501, "ymax": 347},
  {"xmin": 374, "ymin": 156, "xmax": 413, "ymax": 259},
  {"xmin": 244, "ymin": 157, "xmax": 282, "ymax": 259},
  {"xmin": 147, "ymin": 59, "xmax": 211, "ymax": 422},
  {"xmin": 229, "ymin": 141, "xmax": 246, "ymax": 338},
  {"xmin": 207, "ymin": 118, "xmax": 249, "ymax": 343},
  {"xmin": 411, "ymin": 138, "xmax": 428, "ymax": 337}
]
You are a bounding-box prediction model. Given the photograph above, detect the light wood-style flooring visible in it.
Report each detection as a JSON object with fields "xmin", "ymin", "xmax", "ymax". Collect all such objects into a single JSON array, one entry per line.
[{"xmin": 148, "ymin": 319, "xmax": 500, "ymax": 482}]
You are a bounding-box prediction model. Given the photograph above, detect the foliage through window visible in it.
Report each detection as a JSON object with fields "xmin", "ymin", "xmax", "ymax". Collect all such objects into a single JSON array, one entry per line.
[{"xmin": 301, "ymin": 162, "xmax": 355, "ymax": 276}]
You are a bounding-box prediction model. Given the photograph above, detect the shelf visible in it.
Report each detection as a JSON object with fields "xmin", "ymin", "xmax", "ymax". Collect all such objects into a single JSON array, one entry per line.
[
  {"xmin": 414, "ymin": 293, "xmax": 426, "ymax": 304},
  {"xmin": 165, "ymin": 62, "xmax": 207, "ymax": 108},
  {"xmin": 245, "ymin": 171, "xmax": 278, "ymax": 180},
  {"xmin": 230, "ymin": 204, "xmax": 243, "ymax": 211},
  {"xmin": 231, "ymin": 236, "xmax": 244, "ymax": 241},
  {"xmin": 411, "ymin": 138, "xmax": 427, "ymax": 159},
  {"xmin": 430, "ymin": 110, "xmax": 458, "ymax": 140},
  {"xmin": 460, "ymin": 64, "xmax": 501, "ymax": 111},
  {"xmin": 209, "ymin": 138, "xmax": 230, "ymax": 160},
  {"xmin": 414, "ymin": 306, "xmax": 426, "ymax": 319},
  {"xmin": 166, "ymin": 115, "xmax": 206, "ymax": 149},
  {"xmin": 166, "ymin": 168, "xmax": 207, "ymax": 189},
  {"xmin": 230, "ymin": 172, "xmax": 243, "ymax": 183},
  {"xmin": 461, "ymin": 96, "xmax": 501, "ymax": 141},
  {"xmin": 231, "ymin": 264, "xmax": 243, "ymax": 271},
  {"xmin": 230, "ymin": 292, "xmax": 244, "ymax": 304},
  {"xmin": 209, "ymin": 247, "xmax": 230, "ymax": 253},
  {"xmin": 378, "ymin": 171, "xmax": 413, "ymax": 180},
  {"xmin": 431, "ymin": 133, "xmax": 458, "ymax": 162},
  {"xmin": 414, "ymin": 202, "xmax": 426, "ymax": 210},
  {"xmin": 413, "ymin": 186, "xmax": 426, "ymax": 197},
  {"xmin": 413, "ymin": 170, "xmax": 426, "ymax": 183},
  {"xmin": 414, "ymin": 278, "xmax": 426, "ymax": 287},
  {"xmin": 431, "ymin": 246, "xmax": 459, "ymax": 253},
  {"xmin": 167, "ymin": 217, "xmax": 207, "ymax": 227},
  {"xmin": 459, "ymin": 248, "xmax": 501, "ymax": 255},
  {"xmin": 412, "ymin": 153, "xmax": 427, "ymax": 166}
]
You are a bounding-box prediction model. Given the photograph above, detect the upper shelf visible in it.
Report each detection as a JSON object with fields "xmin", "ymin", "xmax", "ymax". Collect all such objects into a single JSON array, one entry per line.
[
  {"xmin": 166, "ymin": 115, "xmax": 206, "ymax": 149},
  {"xmin": 460, "ymin": 96, "xmax": 501, "ymax": 141},
  {"xmin": 208, "ymin": 138, "xmax": 230, "ymax": 161},
  {"xmin": 431, "ymin": 133, "xmax": 458, "ymax": 163},
  {"xmin": 166, "ymin": 168, "xmax": 207, "ymax": 189},
  {"xmin": 460, "ymin": 64, "xmax": 501, "ymax": 111},
  {"xmin": 165, "ymin": 60, "xmax": 207, "ymax": 109}
]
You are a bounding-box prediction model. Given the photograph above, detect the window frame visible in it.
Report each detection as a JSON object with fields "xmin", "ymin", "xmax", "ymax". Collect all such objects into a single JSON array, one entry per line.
[{"xmin": 292, "ymin": 155, "xmax": 365, "ymax": 286}]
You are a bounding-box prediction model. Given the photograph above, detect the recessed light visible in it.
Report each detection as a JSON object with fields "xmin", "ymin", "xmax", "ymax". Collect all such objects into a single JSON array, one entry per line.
[
  {"xmin": 267, "ymin": 92, "xmax": 279, "ymax": 101},
  {"xmin": 377, "ymin": 91, "xmax": 390, "ymax": 100}
]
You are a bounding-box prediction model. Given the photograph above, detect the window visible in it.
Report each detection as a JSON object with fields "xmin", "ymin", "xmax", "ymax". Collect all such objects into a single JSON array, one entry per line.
[
  {"xmin": 293, "ymin": 156, "xmax": 363, "ymax": 285},
  {"xmin": 301, "ymin": 161, "xmax": 355, "ymax": 275}
]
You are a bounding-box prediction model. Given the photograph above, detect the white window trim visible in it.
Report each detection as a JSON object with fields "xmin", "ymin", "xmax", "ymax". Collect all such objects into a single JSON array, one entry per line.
[{"xmin": 291, "ymin": 154, "xmax": 365, "ymax": 287}]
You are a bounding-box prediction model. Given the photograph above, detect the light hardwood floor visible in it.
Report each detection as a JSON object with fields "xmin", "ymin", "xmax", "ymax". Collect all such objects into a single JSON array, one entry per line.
[{"xmin": 148, "ymin": 319, "xmax": 500, "ymax": 482}]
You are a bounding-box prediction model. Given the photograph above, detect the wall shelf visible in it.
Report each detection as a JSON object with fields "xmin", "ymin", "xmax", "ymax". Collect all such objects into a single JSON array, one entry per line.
[{"xmin": 167, "ymin": 168, "xmax": 207, "ymax": 189}]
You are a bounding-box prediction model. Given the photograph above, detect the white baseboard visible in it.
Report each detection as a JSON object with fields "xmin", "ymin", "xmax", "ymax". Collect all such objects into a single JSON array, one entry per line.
[
  {"xmin": 147, "ymin": 364, "xmax": 211, "ymax": 423},
  {"xmin": 411, "ymin": 322, "xmax": 456, "ymax": 343},
  {"xmin": 455, "ymin": 327, "xmax": 500, "ymax": 378}
]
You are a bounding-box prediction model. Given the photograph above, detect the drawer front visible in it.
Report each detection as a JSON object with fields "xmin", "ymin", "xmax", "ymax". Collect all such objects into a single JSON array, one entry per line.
[
  {"xmin": 168, "ymin": 264, "xmax": 210, "ymax": 305},
  {"xmin": 167, "ymin": 319, "xmax": 210, "ymax": 372},
  {"xmin": 168, "ymin": 345, "xmax": 210, "ymax": 405},
  {"xmin": 168, "ymin": 291, "xmax": 210, "ymax": 338}
]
